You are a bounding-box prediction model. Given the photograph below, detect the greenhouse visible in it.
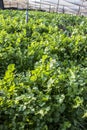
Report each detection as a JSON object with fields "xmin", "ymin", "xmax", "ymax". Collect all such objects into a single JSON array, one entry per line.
[
  {"xmin": 0, "ymin": 0, "xmax": 87, "ymax": 15},
  {"xmin": 0, "ymin": 0, "xmax": 87, "ymax": 130}
]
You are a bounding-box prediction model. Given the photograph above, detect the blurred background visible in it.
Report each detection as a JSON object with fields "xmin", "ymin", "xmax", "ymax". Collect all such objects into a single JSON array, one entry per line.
[{"xmin": 2, "ymin": 0, "xmax": 87, "ymax": 16}]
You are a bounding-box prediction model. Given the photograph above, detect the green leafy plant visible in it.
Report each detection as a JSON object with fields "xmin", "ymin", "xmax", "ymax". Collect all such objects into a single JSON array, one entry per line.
[{"xmin": 0, "ymin": 10, "xmax": 87, "ymax": 130}]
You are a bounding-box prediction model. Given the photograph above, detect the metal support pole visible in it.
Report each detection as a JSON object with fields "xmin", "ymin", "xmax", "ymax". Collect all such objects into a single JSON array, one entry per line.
[
  {"xmin": 63, "ymin": 6, "xmax": 65, "ymax": 14},
  {"xmin": 78, "ymin": 5, "xmax": 81, "ymax": 15},
  {"xmin": 17, "ymin": 2, "xmax": 18, "ymax": 9},
  {"xmin": 81, "ymin": 0, "xmax": 84, "ymax": 15},
  {"xmin": 56, "ymin": 0, "xmax": 59, "ymax": 13},
  {"xmin": 26, "ymin": 0, "xmax": 29, "ymax": 23},
  {"xmin": 78, "ymin": 0, "xmax": 84, "ymax": 16},
  {"xmin": 49, "ymin": 4, "xmax": 51, "ymax": 12},
  {"xmin": 40, "ymin": 0, "xmax": 41, "ymax": 10},
  {"xmin": 35, "ymin": 0, "xmax": 36, "ymax": 9}
]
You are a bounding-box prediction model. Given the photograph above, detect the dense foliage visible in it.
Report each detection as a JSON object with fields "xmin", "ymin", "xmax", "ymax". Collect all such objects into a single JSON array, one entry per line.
[{"xmin": 0, "ymin": 10, "xmax": 87, "ymax": 130}]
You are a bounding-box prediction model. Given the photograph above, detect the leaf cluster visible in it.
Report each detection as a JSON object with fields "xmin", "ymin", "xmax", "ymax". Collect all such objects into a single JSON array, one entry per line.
[{"xmin": 0, "ymin": 10, "xmax": 87, "ymax": 130}]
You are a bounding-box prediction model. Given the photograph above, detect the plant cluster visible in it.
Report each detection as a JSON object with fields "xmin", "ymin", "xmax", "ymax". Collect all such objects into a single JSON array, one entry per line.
[{"xmin": 0, "ymin": 10, "xmax": 87, "ymax": 130}]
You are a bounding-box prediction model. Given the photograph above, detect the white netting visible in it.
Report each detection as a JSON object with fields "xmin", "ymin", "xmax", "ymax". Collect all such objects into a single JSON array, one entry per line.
[{"xmin": 3, "ymin": 0, "xmax": 87, "ymax": 16}]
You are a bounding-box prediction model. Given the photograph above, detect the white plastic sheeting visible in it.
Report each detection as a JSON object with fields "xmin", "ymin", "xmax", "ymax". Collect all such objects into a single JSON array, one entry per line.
[
  {"xmin": 29, "ymin": 0, "xmax": 87, "ymax": 15},
  {"xmin": 4, "ymin": 0, "xmax": 87, "ymax": 15}
]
